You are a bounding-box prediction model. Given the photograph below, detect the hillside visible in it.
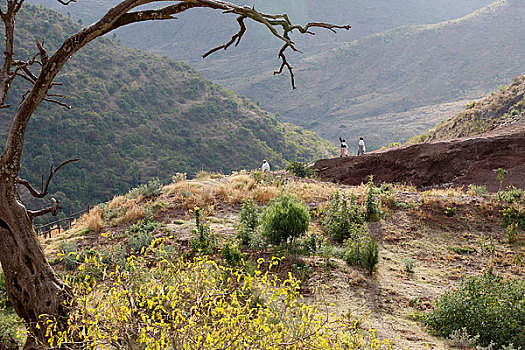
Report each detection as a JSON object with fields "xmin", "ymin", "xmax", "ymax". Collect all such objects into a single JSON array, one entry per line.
[
  {"xmin": 313, "ymin": 77, "xmax": 525, "ymax": 191},
  {"xmin": 230, "ymin": 0, "xmax": 525, "ymax": 149},
  {"xmin": 0, "ymin": 4, "xmax": 334, "ymax": 212},
  {"xmin": 28, "ymin": 0, "xmax": 496, "ymax": 149},
  {"xmin": 2, "ymin": 171, "xmax": 523, "ymax": 349},
  {"xmin": 423, "ymin": 74, "xmax": 525, "ymax": 141}
]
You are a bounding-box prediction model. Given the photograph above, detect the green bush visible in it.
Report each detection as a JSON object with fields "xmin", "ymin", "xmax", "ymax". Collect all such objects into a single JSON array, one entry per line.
[
  {"xmin": 0, "ymin": 309, "xmax": 22, "ymax": 349},
  {"xmin": 498, "ymin": 187, "xmax": 525, "ymax": 204},
  {"xmin": 501, "ymin": 206, "xmax": 525, "ymax": 231},
  {"xmin": 261, "ymin": 193, "xmax": 310, "ymax": 245},
  {"xmin": 189, "ymin": 207, "xmax": 216, "ymax": 255},
  {"xmin": 58, "ymin": 240, "xmax": 81, "ymax": 270},
  {"xmin": 365, "ymin": 176, "xmax": 381, "ymax": 222},
  {"xmin": 129, "ymin": 231, "xmax": 154, "ymax": 254},
  {"xmin": 129, "ymin": 178, "xmax": 164, "ymax": 199},
  {"xmin": 424, "ymin": 274, "xmax": 525, "ymax": 348},
  {"xmin": 127, "ymin": 216, "xmax": 161, "ymax": 254},
  {"xmin": 286, "ymin": 161, "xmax": 315, "ymax": 178},
  {"xmin": 0, "ymin": 271, "xmax": 24, "ymax": 349},
  {"xmin": 220, "ymin": 241, "xmax": 245, "ymax": 267},
  {"xmin": 345, "ymin": 234, "xmax": 379, "ymax": 275},
  {"xmin": 237, "ymin": 199, "xmax": 259, "ymax": 246},
  {"xmin": 322, "ymin": 191, "xmax": 364, "ymax": 243}
]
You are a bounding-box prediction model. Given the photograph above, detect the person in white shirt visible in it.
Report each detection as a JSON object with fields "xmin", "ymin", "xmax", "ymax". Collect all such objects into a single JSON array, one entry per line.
[
  {"xmin": 357, "ymin": 137, "xmax": 366, "ymax": 155},
  {"xmin": 261, "ymin": 160, "xmax": 270, "ymax": 172}
]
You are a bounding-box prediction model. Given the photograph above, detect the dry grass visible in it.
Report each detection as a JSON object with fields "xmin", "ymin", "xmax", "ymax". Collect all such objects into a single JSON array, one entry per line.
[
  {"xmin": 165, "ymin": 181, "xmax": 218, "ymax": 210},
  {"xmin": 252, "ymin": 186, "xmax": 280, "ymax": 203},
  {"xmin": 108, "ymin": 195, "xmax": 127, "ymax": 210},
  {"xmin": 119, "ymin": 203, "xmax": 145, "ymax": 224},
  {"xmin": 287, "ymin": 182, "xmax": 337, "ymax": 203},
  {"xmin": 75, "ymin": 206, "xmax": 104, "ymax": 232}
]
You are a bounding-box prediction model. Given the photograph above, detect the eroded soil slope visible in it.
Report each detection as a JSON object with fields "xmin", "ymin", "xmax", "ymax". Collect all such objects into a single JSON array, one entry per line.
[{"xmin": 314, "ymin": 123, "xmax": 525, "ymax": 191}]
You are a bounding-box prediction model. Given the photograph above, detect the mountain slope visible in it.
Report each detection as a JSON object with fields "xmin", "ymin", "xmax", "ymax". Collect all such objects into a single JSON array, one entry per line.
[
  {"xmin": 0, "ymin": 4, "xmax": 334, "ymax": 212},
  {"xmin": 423, "ymin": 74, "xmax": 525, "ymax": 141},
  {"xmin": 232, "ymin": 0, "xmax": 525, "ymax": 149}
]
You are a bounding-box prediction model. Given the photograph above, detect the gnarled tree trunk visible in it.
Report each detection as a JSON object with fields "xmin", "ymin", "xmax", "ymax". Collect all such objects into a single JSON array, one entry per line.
[{"xmin": 0, "ymin": 171, "xmax": 72, "ymax": 349}]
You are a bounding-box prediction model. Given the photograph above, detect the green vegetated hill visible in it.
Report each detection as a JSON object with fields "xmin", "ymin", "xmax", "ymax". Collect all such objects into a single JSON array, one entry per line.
[
  {"xmin": 421, "ymin": 75, "xmax": 525, "ymax": 142},
  {"xmin": 0, "ymin": 4, "xmax": 334, "ymax": 212},
  {"xmin": 231, "ymin": 0, "xmax": 525, "ymax": 149}
]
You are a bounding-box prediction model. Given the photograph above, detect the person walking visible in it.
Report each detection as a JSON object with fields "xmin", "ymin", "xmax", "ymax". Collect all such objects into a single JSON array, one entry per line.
[
  {"xmin": 339, "ymin": 137, "xmax": 349, "ymax": 157},
  {"xmin": 357, "ymin": 137, "xmax": 366, "ymax": 155}
]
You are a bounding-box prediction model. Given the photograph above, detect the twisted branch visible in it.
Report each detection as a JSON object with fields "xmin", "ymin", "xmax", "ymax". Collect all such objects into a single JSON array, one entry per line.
[
  {"xmin": 17, "ymin": 158, "xmax": 79, "ymax": 198},
  {"xmin": 28, "ymin": 198, "xmax": 62, "ymax": 218}
]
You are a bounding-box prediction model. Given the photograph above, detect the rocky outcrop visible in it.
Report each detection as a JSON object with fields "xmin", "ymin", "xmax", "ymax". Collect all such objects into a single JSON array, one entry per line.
[{"xmin": 314, "ymin": 123, "xmax": 525, "ymax": 191}]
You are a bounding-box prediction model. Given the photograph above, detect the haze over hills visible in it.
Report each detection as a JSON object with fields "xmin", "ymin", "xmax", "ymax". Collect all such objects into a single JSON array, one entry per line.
[
  {"xmin": 0, "ymin": 4, "xmax": 334, "ymax": 211},
  {"xmin": 232, "ymin": 0, "xmax": 525, "ymax": 149},
  {"xmin": 30, "ymin": 0, "xmax": 518, "ymax": 150}
]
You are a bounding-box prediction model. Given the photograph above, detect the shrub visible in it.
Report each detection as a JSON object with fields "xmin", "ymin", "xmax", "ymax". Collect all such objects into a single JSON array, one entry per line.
[
  {"xmin": 251, "ymin": 170, "xmax": 263, "ymax": 183},
  {"xmin": 286, "ymin": 161, "xmax": 315, "ymax": 178},
  {"xmin": 189, "ymin": 207, "xmax": 216, "ymax": 254},
  {"xmin": 237, "ymin": 199, "xmax": 259, "ymax": 246},
  {"xmin": 129, "ymin": 231, "xmax": 154, "ymax": 254},
  {"xmin": 404, "ymin": 258, "xmax": 416, "ymax": 274},
  {"xmin": 498, "ymin": 187, "xmax": 525, "ymax": 204},
  {"xmin": 220, "ymin": 241, "xmax": 245, "ymax": 267},
  {"xmin": 45, "ymin": 249, "xmax": 394, "ymax": 349},
  {"xmin": 444, "ymin": 206, "xmax": 456, "ymax": 217},
  {"xmin": 501, "ymin": 205, "xmax": 525, "ymax": 231},
  {"xmin": 467, "ymin": 184, "xmax": 488, "ymax": 198},
  {"xmin": 0, "ymin": 309, "xmax": 23, "ymax": 349},
  {"xmin": 345, "ymin": 233, "xmax": 379, "ymax": 275},
  {"xmin": 300, "ymin": 233, "xmax": 323, "ymax": 256},
  {"xmin": 424, "ymin": 274, "xmax": 525, "ymax": 348},
  {"xmin": 129, "ymin": 178, "xmax": 163, "ymax": 199},
  {"xmin": 77, "ymin": 206, "xmax": 104, "ymax": 232},
  {"xmin": 365, "ymin": 176, "xmax": 381, "ymax": 222},
  {"xmin": 322, "ymin": 191, "xmax": 364, "ymax": 243},
  {"xmin": 261, "ymin": 193, "xmax": 310, "ymax": 245},
  {"xmin": 58, "ymin": 240, "xmax": 81, "ymax": 270}
]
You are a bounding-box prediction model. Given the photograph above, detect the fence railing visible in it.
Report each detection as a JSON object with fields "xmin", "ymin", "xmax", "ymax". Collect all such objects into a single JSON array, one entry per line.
[{"xmin": 34, "ymin": 205, "xmax": 91, "ymax": 238}]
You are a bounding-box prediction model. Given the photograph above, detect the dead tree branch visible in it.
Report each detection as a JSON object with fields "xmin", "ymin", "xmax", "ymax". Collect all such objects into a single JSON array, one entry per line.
[
  {"xmin": 35, "ymin": 39, "xmax": 49, "ymax": 67},
  {"xmin": 56, "ymin": 0, "xmax": 77, "ymax": 4},
  {"xmin": 28, "ymin": 198, "xmax": 61, "ymax": 218},
  {"xmin": 17, "ymin": 159, "xmax": 79, "ymax": 198},
  {"xmin": 273, "ymin": 44, "xmax": 296, "ymax": 89},
  {"xmin": 203, "ymin": 15, "xmax": 246, "ymax": 58},
  {"xmin": 43, "ymin": 97, "xmax": 72, "ymax": 109}
]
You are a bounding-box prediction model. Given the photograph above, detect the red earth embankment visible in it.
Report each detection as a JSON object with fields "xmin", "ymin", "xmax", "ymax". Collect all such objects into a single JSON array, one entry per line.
[{"xmin": 314, "ymin": 124, "xmax": 525, "ymax": 191}]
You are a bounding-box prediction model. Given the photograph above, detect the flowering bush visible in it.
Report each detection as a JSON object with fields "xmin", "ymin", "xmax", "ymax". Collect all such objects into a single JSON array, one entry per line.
[{"xmin": 44, "ymin": 241, "xmax": 393, "ymax": 349}]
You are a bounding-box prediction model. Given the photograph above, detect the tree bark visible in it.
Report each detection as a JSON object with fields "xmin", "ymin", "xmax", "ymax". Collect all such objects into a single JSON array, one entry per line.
[{"xmin": 0, "ymin": 176, "xmax": 72, "ymax": 349}]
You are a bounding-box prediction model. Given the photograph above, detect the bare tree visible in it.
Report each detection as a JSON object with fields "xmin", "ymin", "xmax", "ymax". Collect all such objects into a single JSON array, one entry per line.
[{"xmin": 0, "ymin": 0, "xmax": 349, "ymax": 348}]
